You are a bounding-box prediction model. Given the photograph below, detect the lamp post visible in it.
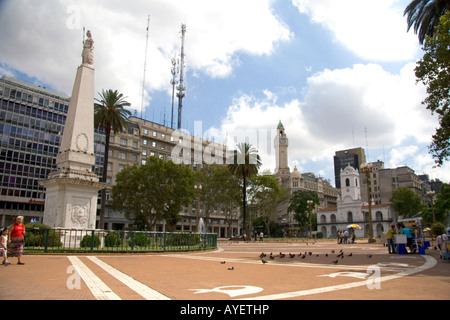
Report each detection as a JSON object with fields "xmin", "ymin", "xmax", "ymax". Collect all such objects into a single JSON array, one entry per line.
[
  {"xmin": 360, "ymin": 163, "xmax": 375, "ymax": 243},
  {"xmin": 427, "ymin": 190, "xmax": 436, "ymax": 223},
  {"xmin": 307, "ymin": 199, "xmax": 313, "ymax": 239},
  {"xmin": 194, "ymin": 184, "xmax": 202, "ymax": 232}
]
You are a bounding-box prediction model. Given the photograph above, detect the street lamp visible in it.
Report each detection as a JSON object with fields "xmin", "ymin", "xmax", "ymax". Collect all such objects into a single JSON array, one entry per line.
[
  {"xmin": 307, "ymin": 199, "xmax": 314, "ymax": 239},
  {"xmin": 194, "ymin": 184, "xmax": 202, "ymax": 232},
  {"xmin": 427, "ymin": 190, "xmax": 436, "ymax": 223},
  {"xmin": 360, "ymin": 163, "xmax": 375, "ymax": 243}
]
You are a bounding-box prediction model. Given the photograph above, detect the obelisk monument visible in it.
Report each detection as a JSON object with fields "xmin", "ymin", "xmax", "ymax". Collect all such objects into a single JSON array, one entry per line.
[{"xmin": 40, "ymin": 30, "xmax": 104, "ymax": 229}]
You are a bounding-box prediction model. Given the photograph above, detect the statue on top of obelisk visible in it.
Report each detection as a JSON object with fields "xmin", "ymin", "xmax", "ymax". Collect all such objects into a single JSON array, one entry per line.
[{"xmin": 82, "ymin": 30, "xmax": 94, "ymax": 65}]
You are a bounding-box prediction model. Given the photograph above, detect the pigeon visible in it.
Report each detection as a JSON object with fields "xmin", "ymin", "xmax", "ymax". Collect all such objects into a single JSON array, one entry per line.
[
  {"xmin": 337, "ymin": 252, "xmax": 343, "ymax": 258},
  {"xmin": 332, "ymin": 259, "xmax": 339, "ymax": 264},
  {"xmin": 228, "ymin": 267, "xmax": 234, "ymax": 270},
  {"xmin": 331, "ymin": 250, "xmax": 335, "ymax": 253},
  {"xmin": 348, "ymin": 253, "xmax": 352, "ymax": 257},
  {"xmin": 220, "ymin": 261, "xmax": 226, "ymax": 264},
  {"xmin": 261, "ymin": 259, "xmax": 269, "ymax": 264},
  {"xmin": 308, "ymin": 252, "xmax": 312, "ymax": 256},
  {"xmin": 260, "ymin": 253, "xmax": 266, "ymax": 258},
  {"xmin": 301, "ymin": 254, "xmax": 306, "ymax": 259},
  {"xmin": 289, "ymin": 253, "xmax": 295, "ymax": 258},
  {"xmin": 279, "ymin": 253, "xmax": 286, "ymax": 258},
  {"xmin": 339, "ymin": 249, "xmax": 343, "ymax": 253},
  {"xmin": 367, "ymin": 254, "xmax": 372, "ymax": 258},
  {"xmin": 270, "ymin": 255, "xmax": 275, "ymax": 260},
  {"xmin": 325, "ymin": 253, "xmax": 328, "ymax": 257}
]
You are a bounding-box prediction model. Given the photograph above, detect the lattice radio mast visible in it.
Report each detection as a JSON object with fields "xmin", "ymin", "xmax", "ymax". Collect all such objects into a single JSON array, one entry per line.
[
  {"xmin": 176, "ymin": 24, "xmax": 186, "ymax": 130},
  {"xmin": 170, "ymin": 55, "xmax": 178, "ymax": 129},
  {"xmin": 141, "ymin": 15, "xmax": 150, "ymax": 119}
]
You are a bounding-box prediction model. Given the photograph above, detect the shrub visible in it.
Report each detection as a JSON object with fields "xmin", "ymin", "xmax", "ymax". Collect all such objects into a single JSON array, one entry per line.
[
  {"xmin": 80, "ymin": 234, "xmax": 100, "ymax": 248},
  {"xmin": 24, "ymin": 223, "xmax": 62, "ymax": 247},
  {"xmin": 105, "ymin": 231, "xmax": 122, "ymax": 247},
  {"xmin": 131, "ymin": 232, "xmax": 150, "ymax": 247},
  {"xmin": 431, "ymin": 222, "xmax": 446, "ymax": 237}
]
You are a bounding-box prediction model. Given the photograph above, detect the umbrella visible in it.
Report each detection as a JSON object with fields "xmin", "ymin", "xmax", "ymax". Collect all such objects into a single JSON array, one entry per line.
[
  {"xmin": 347, "ymin": 224, "xmax": 361, "ymax": 229},
  {"xmin": 423, "ymin": 227, "xmax": 431, "ymax": 232}
]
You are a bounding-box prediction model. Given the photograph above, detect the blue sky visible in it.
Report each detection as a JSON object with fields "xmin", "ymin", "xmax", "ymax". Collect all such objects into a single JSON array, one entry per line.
[{"xmin": 1, "ymin": 0, "xmax": 448, "ymax": 185}]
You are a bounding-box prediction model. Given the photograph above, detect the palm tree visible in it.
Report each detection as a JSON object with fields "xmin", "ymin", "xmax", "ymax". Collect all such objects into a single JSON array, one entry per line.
[
  {"xmin": 404, "ymin": 0, "xmax": 450, "ymax": 44},
  {"xmin": 227, "ymin": 143, "xmax": 262, "ymax": 237},
  {"xmin": 94, "ymin": 89, "xmax": 132, "ymax": 229}
]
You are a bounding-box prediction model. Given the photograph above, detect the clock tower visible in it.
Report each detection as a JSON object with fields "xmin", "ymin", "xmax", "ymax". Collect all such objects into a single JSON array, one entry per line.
[{"xmin": 274, "ymin": 120, "xmax": 290, "ymax": 182}]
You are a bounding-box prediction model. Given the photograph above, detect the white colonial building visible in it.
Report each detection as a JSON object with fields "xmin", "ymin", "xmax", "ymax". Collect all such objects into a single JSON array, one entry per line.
[{"xmin": 317, "ymin": 164, "xmax": 395, "ymax": 239}]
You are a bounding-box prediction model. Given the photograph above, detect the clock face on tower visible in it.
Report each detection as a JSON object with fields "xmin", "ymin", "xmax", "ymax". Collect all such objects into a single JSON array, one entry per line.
[{"xmin": 280, "ymin": 138, "xmax": 286, "ymax": 144}]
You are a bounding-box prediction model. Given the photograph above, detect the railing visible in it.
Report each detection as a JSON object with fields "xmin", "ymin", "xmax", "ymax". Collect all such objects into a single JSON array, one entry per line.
[{"xmin": 23, "ymin": 228, "xmax": 217, "ymax": 253}]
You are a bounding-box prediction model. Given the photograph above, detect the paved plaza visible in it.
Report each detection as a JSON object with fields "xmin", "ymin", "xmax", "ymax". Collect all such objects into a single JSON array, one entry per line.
[{"xmin": 1, "ymin": 240, "xmax": 449, "ymax": 302}]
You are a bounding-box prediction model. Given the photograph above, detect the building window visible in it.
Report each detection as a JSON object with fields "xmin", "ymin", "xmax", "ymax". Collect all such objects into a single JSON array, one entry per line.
[
  {"xmin": 118, "ymin": 152, "xmax": 126, "ymax": 160},
  {"xmin": 120, "ymin": 138, "xmax": 127, "ymax": 146}
]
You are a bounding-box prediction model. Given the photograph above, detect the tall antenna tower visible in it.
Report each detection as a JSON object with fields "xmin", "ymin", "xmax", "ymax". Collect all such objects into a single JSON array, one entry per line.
[
  {"xmin": 170, "ymin": 55, "xmax": 178, "ymax": 129},
  {"xmin": 141, "ymin": 15, "xmax": 150, "ymax": 119},
  {"xmin": 177, "ymin": 24, "xmax": 186, "ymax": 130}
]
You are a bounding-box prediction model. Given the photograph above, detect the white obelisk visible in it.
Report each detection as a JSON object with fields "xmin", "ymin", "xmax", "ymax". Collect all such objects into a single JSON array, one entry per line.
[{"xmin": 40, "ymin": 30, "xmax": 104, "ymax": 229}]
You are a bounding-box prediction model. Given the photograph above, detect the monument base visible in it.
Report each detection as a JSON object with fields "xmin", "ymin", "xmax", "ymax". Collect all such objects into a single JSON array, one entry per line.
[{"xmin": 40, "ymin": 177, "xmax": 104, "ymax": 229}]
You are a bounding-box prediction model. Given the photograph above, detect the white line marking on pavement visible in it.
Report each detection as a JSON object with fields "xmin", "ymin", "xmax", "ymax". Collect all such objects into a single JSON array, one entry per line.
[
  {"xmin": 238, "ymin": 255, "xmax": 437, "ymax": 300},
  {"xmin": 87, "ymin": 256, "xmax": 170, "ymax": 300},
  {"xmin": 67, "ymin": 256, "xmax": 121, "ymax": 300}
]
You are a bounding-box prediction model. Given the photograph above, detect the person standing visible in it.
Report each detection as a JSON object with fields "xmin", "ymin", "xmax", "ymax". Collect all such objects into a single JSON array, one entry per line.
[
  {"xmin": 1, "ymin": 228, "xmax": 10, "ymax": 265},
  {"xmin": 400, "ymin": 224, "xmax": 413, "ymax": 253},
  {"xmin": 7, "ymin": 216, "xmax": 26, "ymax": 265},
  {"xmin": 386, "ymin": 224, "xmax": 397, "ymax": 254}
]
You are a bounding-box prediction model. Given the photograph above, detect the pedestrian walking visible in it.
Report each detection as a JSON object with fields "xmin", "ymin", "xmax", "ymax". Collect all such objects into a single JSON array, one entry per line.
[{"xmin": 7, "ymin": 216, "xmax": 26, "ymax": 265}]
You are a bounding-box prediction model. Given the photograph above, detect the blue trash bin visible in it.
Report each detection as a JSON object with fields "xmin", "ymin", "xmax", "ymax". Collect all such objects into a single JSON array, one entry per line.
[{"xmin": 398, "ymin": 244, "xmax": 406, "ymax": 255}]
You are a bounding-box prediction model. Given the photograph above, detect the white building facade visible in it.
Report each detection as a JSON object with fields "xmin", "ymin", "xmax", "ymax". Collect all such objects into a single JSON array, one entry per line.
[{"xmin": 317, "ymin": 164, "xmax": 395, "ymax": 239}]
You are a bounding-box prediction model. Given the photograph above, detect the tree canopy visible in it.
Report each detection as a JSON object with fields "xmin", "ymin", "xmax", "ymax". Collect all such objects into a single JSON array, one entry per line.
[
  {"xmin": 111, "ymin": 157, "xmax": 195, "ymax": 231},
  {"xmin": 415, "ymin": 12, "xmax": 450, "ymax": 166}
]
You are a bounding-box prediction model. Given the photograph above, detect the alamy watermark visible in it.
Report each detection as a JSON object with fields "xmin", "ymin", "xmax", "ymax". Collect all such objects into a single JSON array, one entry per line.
[
  {"xmin": 170, "ymin": 121, "xmax": 278, "ymax": 166},
  {"xmin": 66, "ymin": 5, "xmax": 81, "ymax": 30}
]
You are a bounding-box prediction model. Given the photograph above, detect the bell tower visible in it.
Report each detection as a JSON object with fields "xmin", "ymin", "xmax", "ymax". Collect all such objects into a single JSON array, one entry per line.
[
  {"xmin": 340, "ymin": 164, "xmax": 361, "ymax": 203},
  {"xmin": 274, "ymin": 120, "xmax": 290, "ymax": 182}
]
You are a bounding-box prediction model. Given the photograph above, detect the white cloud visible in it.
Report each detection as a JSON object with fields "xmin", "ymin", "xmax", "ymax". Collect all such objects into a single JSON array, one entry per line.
[
  {"xmin": 212, "ymin": 62, "xmax": 444, "ymax": 182},
  {"xmin": 292, "ymin": 0, "xmax": 420, "ymax": 61},
  {"xmin": 0, "ymin": 0, "xmax": 291, "ymax": 113}
]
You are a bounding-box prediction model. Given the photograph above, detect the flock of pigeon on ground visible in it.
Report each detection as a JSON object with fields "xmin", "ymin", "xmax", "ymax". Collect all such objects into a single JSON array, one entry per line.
[{"xmin": 221, "ymin": 248, "xmax": 373, "ymax": 270}]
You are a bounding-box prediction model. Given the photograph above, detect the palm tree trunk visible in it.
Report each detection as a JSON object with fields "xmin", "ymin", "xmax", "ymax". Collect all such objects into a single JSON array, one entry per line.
[
  {"xmin": 99, "ymin": 126, "xmax": 111, "ymax": 229},
  {"xmin": 242, "ymin": 172, "xmax": 247, "ymax": 237}
]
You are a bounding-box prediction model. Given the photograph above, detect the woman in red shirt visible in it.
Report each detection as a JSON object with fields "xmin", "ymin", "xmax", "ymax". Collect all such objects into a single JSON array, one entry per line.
[{"xmin": 8, "ymin": 216, "xmax": 26, "ymax": 265}]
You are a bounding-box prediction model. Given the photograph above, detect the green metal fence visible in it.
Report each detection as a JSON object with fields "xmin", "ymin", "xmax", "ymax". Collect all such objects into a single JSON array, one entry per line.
[{"xmin": 23, "ymin": 228, "xmax": 217, "ymax": 253}]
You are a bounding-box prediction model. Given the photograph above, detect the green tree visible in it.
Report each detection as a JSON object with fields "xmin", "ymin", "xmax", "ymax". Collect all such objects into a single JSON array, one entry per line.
[
  {"xmin": 288, "ymin": 190, "xmax": 319, "ymax": 237},
  {"xmin": 433, "ymin": 183, "xmax": 450, "ymax": 223},
  {"xmin": 390, "ymin": 188, "xmax": 424, "ymax": 218},
  {"xmin": 248, "ymin": 175, "xmax": 281, "ymax": 237},
  {"xmin": 415, "ymin": 12, "xmax": 450, "ymax": 166},
  {"xmin": 227, "ymin": 143, "xmax": 262, "ymax": 236},
  {"xmin": 196, "ymin": 165, "xmax": 241, "ymax": 233},
  {"xmin": 94, "ymin": 89, "xmax": 132, "ymax": 229},
  {"xmin": 111, "ymin": 157, "xmax": 195, "ymax": 231},
  {"xmin": 404, "ymin": 0, "xmax": 450, "ymax": 44}
]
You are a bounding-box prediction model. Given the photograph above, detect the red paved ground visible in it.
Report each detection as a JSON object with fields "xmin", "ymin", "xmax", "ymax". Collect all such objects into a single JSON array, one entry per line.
[{"xmin": 1, "ymin": 239, "xmax": 449, "ymax": 302}]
